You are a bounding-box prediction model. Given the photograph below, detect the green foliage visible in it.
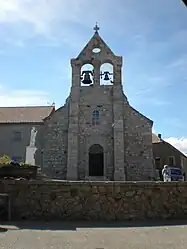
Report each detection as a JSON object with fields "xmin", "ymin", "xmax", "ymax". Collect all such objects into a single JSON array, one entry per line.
[
  {"xmin": 0, "ymin": 155, "xmax": 37, "ymax": 167},
  {"xmin": 0, "ymin": 155, "xmax": 11, "ymax": 165},
  {"xmin": 20, "ymin": 162, "xmax": 36, "ymax": 167}
]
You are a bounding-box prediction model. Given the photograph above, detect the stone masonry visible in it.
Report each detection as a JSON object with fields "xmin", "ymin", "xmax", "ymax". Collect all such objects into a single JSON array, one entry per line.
[
  {"xmin": 1, "ymin": 180, "xmax": 187, "ymax": 221},
  {"xmin": 41, "ymin": 25, "xmax": 155, "ymax": 181}
]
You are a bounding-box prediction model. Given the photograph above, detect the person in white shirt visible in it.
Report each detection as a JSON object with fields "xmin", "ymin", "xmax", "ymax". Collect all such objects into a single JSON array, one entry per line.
[{"xmin": 162, "ymin": 165, "xmax": 171, "ymax": 182}]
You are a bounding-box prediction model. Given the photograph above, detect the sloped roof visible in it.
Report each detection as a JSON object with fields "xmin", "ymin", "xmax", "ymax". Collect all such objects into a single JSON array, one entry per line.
[
  {"xmin": 152, "ymin": 133, "xmax": 162, "ymax": 143},
  {"xmin": 78, "ymin": 31, "xmax": 115, "ymax": 58},
  {"xmin": 152, "ymin": 133, "xmax": 187, "ymax": 158},
  {"xmin": 0, "ymin": 106, "xmax": 55, "ymax": 124}
]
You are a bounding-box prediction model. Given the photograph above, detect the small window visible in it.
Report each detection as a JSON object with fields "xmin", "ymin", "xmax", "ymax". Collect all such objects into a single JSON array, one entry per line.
[
  {"xmin": 168, "ymin": 156, "xmax": 175, "ymax": 166},
  {"xmin": 12, "ymin": 131, "xmax": 22, "ymax": 141},
  {"xmin": 92, "ymin": 110, "xmax": 100, "ymax": 125},
  {"xmin": 155, "ymin": 157, "xmax": 161, "ymax": 169}
]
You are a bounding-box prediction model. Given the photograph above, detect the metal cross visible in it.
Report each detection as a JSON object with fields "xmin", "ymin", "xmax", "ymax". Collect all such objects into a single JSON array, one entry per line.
[{"xmin": 93, "ymin": 22, "xmax": 100, "ymax": 33}]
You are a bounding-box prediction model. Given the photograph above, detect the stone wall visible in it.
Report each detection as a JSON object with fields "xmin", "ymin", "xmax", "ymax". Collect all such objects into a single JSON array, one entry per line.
[
  {"xmin": 42, "ymin": 106, "xmax": 69, "ymax": 178},
  {"xmin": 1, "ymin": 180, "xmax": 187, "ymax": 221},
  {"xmin": 125, "ymin": 105, "xmax": 155, "ymax": 181}
]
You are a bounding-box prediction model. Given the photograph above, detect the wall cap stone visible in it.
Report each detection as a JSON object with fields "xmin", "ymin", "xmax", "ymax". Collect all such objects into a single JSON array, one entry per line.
[{"xmin": 0, "ymin": 179, "xmax": 186, "ymax": 187}]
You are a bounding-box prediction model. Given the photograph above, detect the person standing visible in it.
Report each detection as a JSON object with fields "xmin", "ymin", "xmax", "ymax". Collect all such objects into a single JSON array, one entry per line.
[{"xmin": 162, "ymin": 165, "xmax": 171, "ymax": 182}]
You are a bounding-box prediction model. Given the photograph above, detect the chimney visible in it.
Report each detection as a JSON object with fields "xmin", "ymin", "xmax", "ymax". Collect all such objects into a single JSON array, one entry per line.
[{"xmin": 158, "ymin": 134, "xmax": 162, "ymax": 139}]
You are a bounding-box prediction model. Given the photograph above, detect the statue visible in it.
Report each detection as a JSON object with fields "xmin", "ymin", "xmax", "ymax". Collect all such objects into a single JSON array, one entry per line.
[
  {"xmin": 162, "ymin": 165, "xmax": 171, "ymax": 182},
  {"xmin": 29, "ymin": 127, "xmax": 37, "ymax": 147}
]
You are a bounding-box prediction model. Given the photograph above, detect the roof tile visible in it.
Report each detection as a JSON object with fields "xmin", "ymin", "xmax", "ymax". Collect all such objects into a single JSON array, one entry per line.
[
  {"xmin": 152, "ymin": 133, "xmax": 162, "ymax": 143},
  {"xmin": 0, "ymin": 106, "xmax": 55, "ymax": 123}
]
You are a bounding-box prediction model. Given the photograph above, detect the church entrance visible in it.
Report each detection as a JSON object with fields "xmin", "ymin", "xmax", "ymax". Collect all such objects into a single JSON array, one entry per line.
[{"xmin": 89, "ymin": 144, "xmax": 104, "ymax": 176}]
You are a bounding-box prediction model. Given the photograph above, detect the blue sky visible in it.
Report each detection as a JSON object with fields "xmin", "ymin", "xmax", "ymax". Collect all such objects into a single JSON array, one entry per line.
[{"xmin": 0, "ymin": 0, "xmax": 187, "ymax": 152}]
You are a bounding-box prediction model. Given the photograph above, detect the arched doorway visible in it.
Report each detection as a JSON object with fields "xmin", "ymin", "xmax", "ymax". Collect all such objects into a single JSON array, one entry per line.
[{"xmin": 89, "ymin": 144, "xmax": 104, "ymax": 176}]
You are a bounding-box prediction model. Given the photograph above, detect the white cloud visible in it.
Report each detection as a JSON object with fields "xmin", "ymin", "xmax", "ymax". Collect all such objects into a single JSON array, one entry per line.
[
  {"xmin": 0, "ymin": 84, "xmax": 51, "ymax": 106},
  {"xmin": 0, "ymin": 0, "xmax": 108, "ymax": 36},
  {"xmin": 0, "ymin": 0, "xmax": 61, "ymax": 34},
  {"xmin": 165, "ymin": 137, "xmax": 187, "ymax": 155},
  {"xmin": 0, "ymin": 0, "xmax": 166, "ymax": 45},
  {"xmin": 152, "ymin": 128, "xmax": 157, "ymax": 135},
  {"xmin": 153, "ymin": 126, "xmax": 187, "ymax": 155},
  {"xmin": 0, "ymin": 0, "xmax": 84, "ymax": 45},
  {"xmin": 0, "ymin": 0, "xmax": 111, "ymax": 48},
  {"xmin": 0, "ymin": 0, "xmax": 185, "ymax": 51}
]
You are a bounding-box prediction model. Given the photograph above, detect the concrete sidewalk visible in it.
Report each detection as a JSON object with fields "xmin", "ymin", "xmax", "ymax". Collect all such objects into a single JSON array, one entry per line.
[{"xmin": 0, "ymin": 221, "xmax": 186, "ymax": 249}]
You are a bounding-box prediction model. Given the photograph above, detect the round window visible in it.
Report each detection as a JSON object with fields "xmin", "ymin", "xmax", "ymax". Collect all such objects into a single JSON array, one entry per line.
[{"xmin": 92, "ymin": 48, "xmax": 101, "ymax": 53}]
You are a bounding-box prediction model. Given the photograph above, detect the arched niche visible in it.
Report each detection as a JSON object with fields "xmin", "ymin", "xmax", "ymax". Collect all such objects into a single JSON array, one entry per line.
[
  {"xmin": 80, "ymin": 63, "xmax": 94, "ymax": 86},
  {"xmin": 100, "ymin": 63, "xmax": 114, "ymax": 85},
  {"xmin": 89, "ymin": 144, "xmax": 104, "ymax": 176}
]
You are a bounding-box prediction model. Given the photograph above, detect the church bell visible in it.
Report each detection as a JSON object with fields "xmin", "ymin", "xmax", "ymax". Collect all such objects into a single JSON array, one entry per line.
[
  {"xmin": 103, "ymin": 72, "xmax": 110, "ymax": 81},
  {"xmin": 81, "ymin": 70, "xmax": 93, "ymax": 85},
  {"xmin": 100, "ymin": 71, "xmax": 113, "ymax": 81}
]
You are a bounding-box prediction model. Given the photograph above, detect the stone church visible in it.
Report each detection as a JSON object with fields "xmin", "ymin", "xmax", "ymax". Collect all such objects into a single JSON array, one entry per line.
[{"xmin": 41, "ymin": 25, "xmax": 155, "ymax": 181}]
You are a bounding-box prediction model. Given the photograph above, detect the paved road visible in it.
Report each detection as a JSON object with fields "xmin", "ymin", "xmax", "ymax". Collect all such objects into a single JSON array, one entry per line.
[{"xmin": 0, "ymin": 221, "xmax": 187, "ymax": 249}]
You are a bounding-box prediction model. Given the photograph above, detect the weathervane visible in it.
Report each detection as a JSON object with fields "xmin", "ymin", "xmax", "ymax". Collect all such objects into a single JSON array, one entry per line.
[{"xmin": 93, "ymin": 22, "xmax": 100, "ymax": 34}]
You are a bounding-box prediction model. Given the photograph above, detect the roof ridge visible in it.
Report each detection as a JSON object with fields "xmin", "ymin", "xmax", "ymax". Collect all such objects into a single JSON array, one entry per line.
[{"xmin": 0, "ymin": 105, "xmax": 54, "ymax": 108}]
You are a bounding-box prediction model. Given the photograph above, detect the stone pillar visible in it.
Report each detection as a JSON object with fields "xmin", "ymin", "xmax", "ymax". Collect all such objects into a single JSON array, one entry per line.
[
  {"xmin": 67, "ymin": 61, "xmax": 80, "ymax": 180},
  {"xmin": 93, "ymin": 61, "xmax": 100, "ymax": 86},
  {"xmin": 113, "ymin": 61, "xmax": 125, "ymax": 181},
  {"xmin": 113, "ymin": 117, "xmax": 125, "ymax": 181},
  {"xmin": 113, "ymin": 58, "xmax": 122, "ymax": 85}
]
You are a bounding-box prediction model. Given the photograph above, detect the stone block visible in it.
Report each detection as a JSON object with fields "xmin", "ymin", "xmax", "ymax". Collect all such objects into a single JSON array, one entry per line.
[{"xmin": 1, "ymin": 180, "xmax": 187, "ymax": 221}]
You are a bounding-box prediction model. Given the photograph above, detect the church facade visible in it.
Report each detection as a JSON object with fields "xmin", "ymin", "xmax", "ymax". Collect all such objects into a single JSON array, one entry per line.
[{"xmin": 42, "ymin": 25, "xmax": 155, "ymax": 181}]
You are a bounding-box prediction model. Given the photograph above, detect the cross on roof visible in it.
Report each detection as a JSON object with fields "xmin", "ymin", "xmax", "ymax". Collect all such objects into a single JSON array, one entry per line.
[{"xmin": 93, "ymin": 23, "xmax": 100, "ymax": 34}]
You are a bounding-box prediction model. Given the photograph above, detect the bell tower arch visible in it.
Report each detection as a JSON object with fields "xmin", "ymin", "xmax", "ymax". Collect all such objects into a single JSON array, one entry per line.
[{"xmin": 70, "ymin": 23, "xmax": 123, "ymax": 88}]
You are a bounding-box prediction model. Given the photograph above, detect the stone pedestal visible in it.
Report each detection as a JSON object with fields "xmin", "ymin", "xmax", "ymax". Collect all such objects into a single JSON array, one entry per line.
[
  {"xmin": 26, "ymin": 146, "xmax": 37, "ymax": 165},
  {"xmin": 26, "ymin": 126, "xmax": 38, "ymax": 165}
]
